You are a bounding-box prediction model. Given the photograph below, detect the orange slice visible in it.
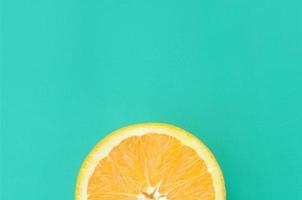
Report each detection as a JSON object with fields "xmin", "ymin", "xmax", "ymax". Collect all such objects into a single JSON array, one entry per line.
[{"xmin": 75, "ymin": 123, "xmax": 226, "ymax": 200}]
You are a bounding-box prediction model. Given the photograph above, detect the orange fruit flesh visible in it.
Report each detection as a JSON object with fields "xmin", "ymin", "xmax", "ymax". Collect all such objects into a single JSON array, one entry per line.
[{"xmin": 87, "ymin": 134, "xmax": 215, "ymax": 200}]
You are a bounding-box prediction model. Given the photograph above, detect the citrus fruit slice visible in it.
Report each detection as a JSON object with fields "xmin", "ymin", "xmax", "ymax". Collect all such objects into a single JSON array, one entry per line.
[{"xmin": 75, "ymin": 123, "xmax": 226, "ymax": 200}]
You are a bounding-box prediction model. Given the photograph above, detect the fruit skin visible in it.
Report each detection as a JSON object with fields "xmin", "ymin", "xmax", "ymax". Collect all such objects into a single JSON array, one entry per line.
[{"xmin": 75, "ymin": 123, "xmax": 226, "ymax": 200}]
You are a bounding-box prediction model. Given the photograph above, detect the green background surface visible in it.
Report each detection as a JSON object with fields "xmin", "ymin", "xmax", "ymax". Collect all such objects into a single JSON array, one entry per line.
[{"xmin": 1, "ymin": 0, "xmax": 302, "ymax": 199}]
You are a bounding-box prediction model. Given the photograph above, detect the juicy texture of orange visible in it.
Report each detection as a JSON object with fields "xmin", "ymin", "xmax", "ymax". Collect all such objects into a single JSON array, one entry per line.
[{"xmin": 87, "ymin": 134, "xmax": 215, "ymax": 200}]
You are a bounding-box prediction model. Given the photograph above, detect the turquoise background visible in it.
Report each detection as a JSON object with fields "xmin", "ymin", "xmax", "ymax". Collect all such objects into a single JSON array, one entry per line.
[{"xmin": 1, "ymin": 0, "xmax": 302, "ymax": 199}]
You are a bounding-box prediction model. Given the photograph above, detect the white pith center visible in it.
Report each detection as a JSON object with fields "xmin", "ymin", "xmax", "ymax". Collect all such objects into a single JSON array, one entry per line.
[{"xmin": 136, "ymin": 186, "xmax": 168, "ymax": 200}]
